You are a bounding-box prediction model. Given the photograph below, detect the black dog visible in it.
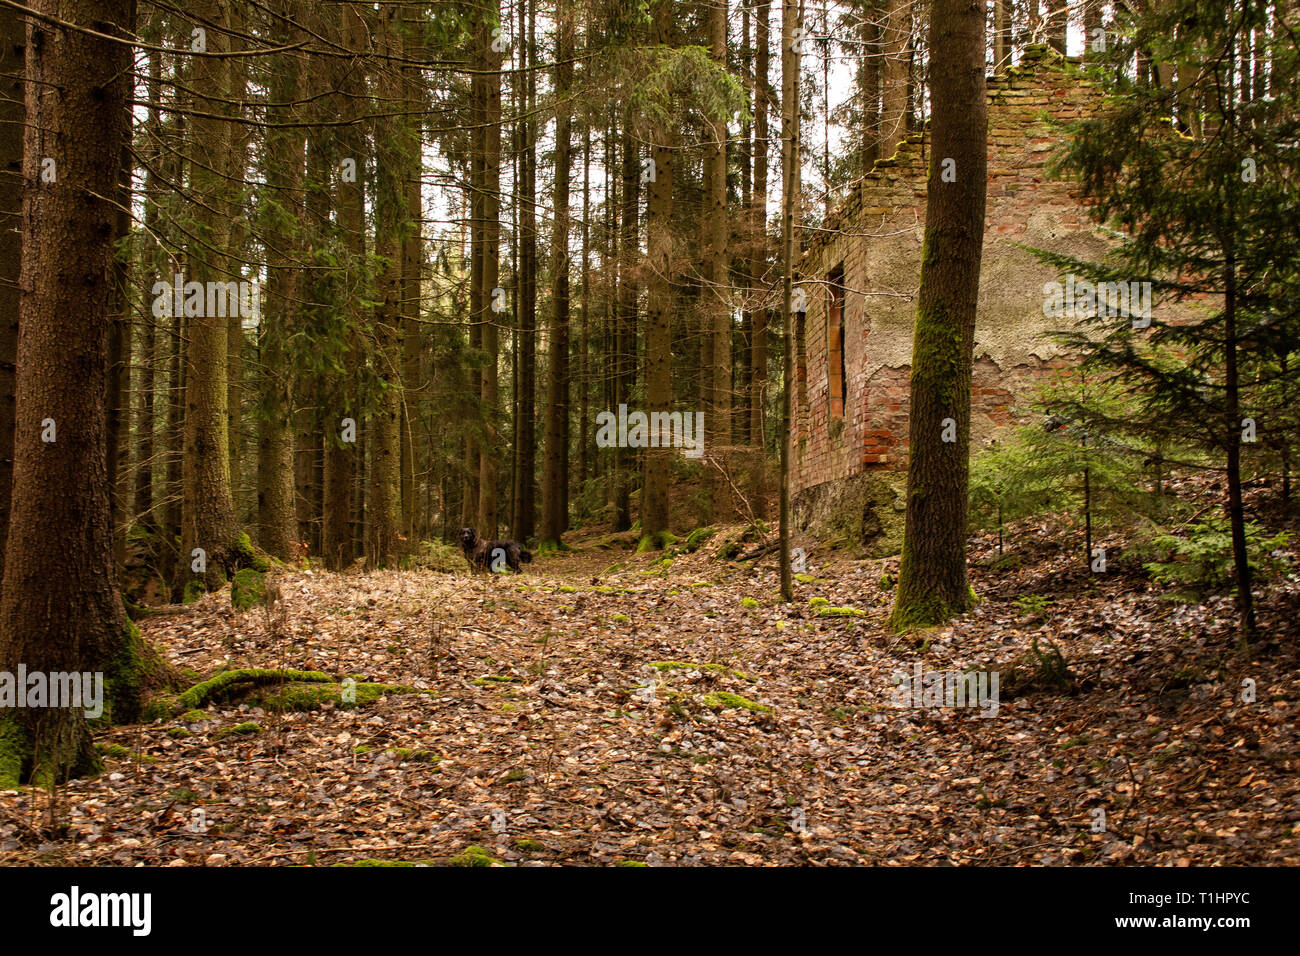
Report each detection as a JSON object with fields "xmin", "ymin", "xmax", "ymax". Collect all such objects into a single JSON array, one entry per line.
[{"xmin": 459, "ymin": 527, "xmax": 532, "ymax": 574}]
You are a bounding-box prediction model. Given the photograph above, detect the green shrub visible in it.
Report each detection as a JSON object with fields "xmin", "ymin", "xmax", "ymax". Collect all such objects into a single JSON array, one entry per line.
[{"xmin": 1142, "ymin": 518, "xmax": 1292, "ymax": 590}]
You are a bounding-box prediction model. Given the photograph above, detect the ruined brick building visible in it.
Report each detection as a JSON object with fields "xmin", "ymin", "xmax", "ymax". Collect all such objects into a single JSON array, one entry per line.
[{"xmin": 791, "ymin": 48, "xmax": 1112, "ymax": 555}]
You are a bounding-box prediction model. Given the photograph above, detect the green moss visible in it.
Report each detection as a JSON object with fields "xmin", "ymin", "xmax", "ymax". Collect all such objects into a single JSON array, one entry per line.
[
  {"xmin": 233, "ymin": 532, "xmax": 273, "ymax": 573},
  {"xmin": 716, "ymin": 540, "xmax": 743, "ymax": 559},
  {"xmin": 167, "ymin": 727, "xmax": 191, "ymax": 740},
  {"xmin": 793, "ymin": 573, "xmax": 817, "ymax": 584},
  {"xmin": 180, "ymin": 709, "xmax": 211, "ymax": 723},
  {"xmin": 614, "ymin": 860, "xmax": 648, "ymax": 867},
  {"xmin": 650, "ymin": 661, "xmax": 756, "ymax": 682},
  {"xmin": 182, "ymin": 579, "xmax": 206, "ymax": 605},
  {"xmin": 99, "ymin": 618, "xmax": 155, "ymax": 726},
  {"xmin": 740, "ymin": 597, "xmax": 759, "ymax": 609},
  {"xmin": 149, "ymin": 668, "xmax": 427, "ymax": 717},
  {"xmin": 611, "ymin": 613, "xmax": 631, "ymax": 624},
  {"xmin": 515, "ymin": 838, "xmax": 546, "ymax": 853},
  {"xmin": 886, "ymin": 589, "xmax": 971, "ymax": 632},
  {"xmin": 230, "ymin": 568, "xmax": 268, "ymax": 611},
  {"xmin": 97, "ymin": 743, "xmax": 158, "ymax": 763},
  {"xmin": 0, "ymin": 715, "xmax": 28, "ymax": 790},
  {"xmin": 473, "ymin": 674, "xmax": 522, "ymax": 686},
  {"xmin": 808, "ymin": 596, "xmax": 829, "ymax": 607},
  {"xmin": 447, "ymin": 845, "xmax": 499, "ymax": 867},
  {"xmin": 683, "ymin": 527, "xmax": 716, "ymax": 553},
  {"xmin": 214, "ymin": 721, "xmax": 261, "ymax": 738},
  {"xmin": 386, "ymin": 748, "xmax": 440, "ymax": 764},
  {"xmin": 333, "ymin": 858, "xmax": 432, "ymax": 867},
  {"xmin": 254, "ymin": 680, "xmax": 426, "ymax": 712},
  {"xmin": 701, "ymin": 691, "xmax": 772, "ymax": 713},
  {"xmin": 635, "ymin": 530, "xmax": 676, "ymax": 553}
]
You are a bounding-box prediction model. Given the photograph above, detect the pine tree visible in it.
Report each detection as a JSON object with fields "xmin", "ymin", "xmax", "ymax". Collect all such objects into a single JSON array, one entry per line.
[{"xmin": 1035, "ymin": 0, "xmax": 1300, "ymax": 640}]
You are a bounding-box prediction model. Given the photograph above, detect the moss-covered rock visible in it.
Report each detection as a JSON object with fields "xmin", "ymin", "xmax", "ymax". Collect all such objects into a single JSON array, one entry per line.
[
  {"xmin": 792, "ymin": 471, "xmax": 907, "ymax": 558},
  {"xmin": 447, "ymin": 845, "xmax": 499, "ymax": 867},
  {"xmin": 214, "ymin": 721, "xmax": 262, "ymax": 739},
  {"xmin": 683, "ymin": 527, "xmax": 716, "ymax": 553}
]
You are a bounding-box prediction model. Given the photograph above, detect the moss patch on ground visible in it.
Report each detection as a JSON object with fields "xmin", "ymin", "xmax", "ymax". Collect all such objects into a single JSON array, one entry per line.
[
  {"xmin": 447, "ymin": 845, "xmax": 499, "ymax": 867},
  {"xmin": 701, "ymin": 691, "xmax": 772, "ymax": 713},
  {"xmin": 650, "ymin": 661, "xmax": 756, "ymax": 682},
  {"xmin": 230, "ymin": 568, "xmax": 268, "ymax": 611}
]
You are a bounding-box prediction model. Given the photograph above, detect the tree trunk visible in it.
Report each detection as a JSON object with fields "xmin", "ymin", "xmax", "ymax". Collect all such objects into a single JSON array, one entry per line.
[
  {"xmin": 881, "ymin": 0, "xmax": 910, "ymax": 157},
  {"xmin": 640, "ymin": 0, "xmax": 676, "ymax": 543},
  {"xmin": 778, "ymin": 0, "xmax": 802, "ymax": 602},
  {"xmin": 708, "ymin": 0, "xmax": 731, "ymax": 448},
  {"xmin": 477, "ymin": 0, "xmax": 503, "ymax": 540},
  {"xmin": 258, "ymin": 0, "xmax": 304, "ymax": 561},
  {"xmin": 182, "ymin": 0, "xmax": 242, "ymax": 587},
  {"xmin": 541, "ymin": 10, "xmax": 573, "ymax": 545},
  {"xmin": 613, "ymin": 113, "xmax": 639, "ymax": 532},
  {"xmin": 748, "ymin": 0, "xmax": 764, "ymax": 457},
  {"xmin": 511, "ymin": 0, "xmax": 537, "ymax": 543},
  {"xmin": 0, "ymin": 0, "xmax": 139, "ymax": 787},
  {"xmin": 0, "ymin": 4, "xmax": 22, "ymax": 599},
  {"xmin": 888, "ymin": 0, "xmax": 988, "ymax": 631},
  {"xmin": 323, "ymin": 2, "xmax": 366, "ymax": 569},
  {"xmin": 368, "ymin": 3, "xmax": 413, "ymax": 567}
]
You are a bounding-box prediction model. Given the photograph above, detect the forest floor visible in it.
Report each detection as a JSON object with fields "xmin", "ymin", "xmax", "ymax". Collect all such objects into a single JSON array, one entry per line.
[{"xmin": 2, "ymin": 512, "xmax": 1299, "ymax": 866}]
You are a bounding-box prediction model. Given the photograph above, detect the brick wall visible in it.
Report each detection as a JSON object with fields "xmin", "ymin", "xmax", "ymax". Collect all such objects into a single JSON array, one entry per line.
[{"xmin": 792, "ymin": 47, "xmax": 1108, "ymax": 497}]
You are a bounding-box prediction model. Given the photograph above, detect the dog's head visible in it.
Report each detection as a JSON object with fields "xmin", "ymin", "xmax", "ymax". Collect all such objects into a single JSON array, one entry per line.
[{"xmin": 458, "ymin": 527, "xmax": 478, "ymax": 552}]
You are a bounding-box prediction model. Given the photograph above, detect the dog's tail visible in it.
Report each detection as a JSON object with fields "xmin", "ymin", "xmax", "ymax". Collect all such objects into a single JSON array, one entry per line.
[{"xmin": 519, "ymin": 549, "xmax": 533, "ymax": 564}]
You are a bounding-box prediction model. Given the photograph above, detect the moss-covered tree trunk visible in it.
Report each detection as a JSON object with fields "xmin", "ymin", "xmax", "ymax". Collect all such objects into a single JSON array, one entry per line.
[
  {"xmin": 0, "ymin": 0, "xmax": 140, "ymax": 787},
  {"xmin": 887, "ymin": 0, "xmax": 987, "ymax": 631}
]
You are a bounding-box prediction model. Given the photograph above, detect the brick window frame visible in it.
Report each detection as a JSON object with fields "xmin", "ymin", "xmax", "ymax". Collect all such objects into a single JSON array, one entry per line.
[{"xmin": 827, "ymin": 265, "xmax": 846, "ymax": 421}]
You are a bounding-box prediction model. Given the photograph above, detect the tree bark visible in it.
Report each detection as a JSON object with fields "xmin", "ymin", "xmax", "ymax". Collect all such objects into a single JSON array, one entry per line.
[
  {"xmin": 888, "ymin": 0, "xmax": 988, "ymax": 630},
  {"xmin": 0, "ymin": 4, "xmax": 22, "ymax": 599},
  {"xmin": 708, "ymin": 0, "xmax": 731, "ymax": 448},
  {"xmin": 477, "ymin": 0, "xmax": 503, "ymax": 540},
  {"xmin": 182, "ymin": 0, "xmax": 242, "ymax": 587},
  {"xmin": 0, "ymin": 0, "xmax": 139, "ymax": 785},
  {"xmin": 640, "ymin": 0, "xmax": 676, "ymax": 543},
  {"xmin": 541, "ymin": 9, "xmax": 573, "ymax": 545},
  {"xmin": 258, "ymin": 0, "xmax": 305, "ymax": 561},
  {"xmin": 778, "ymin": 0, "xmax": 802, "ymax": 602}
]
